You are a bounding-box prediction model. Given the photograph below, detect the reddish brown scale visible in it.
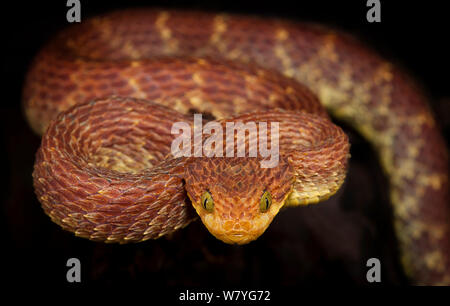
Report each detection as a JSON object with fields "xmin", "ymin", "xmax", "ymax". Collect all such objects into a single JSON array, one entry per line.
[
  {"xmin": 220, "ymin": 111, "xmax": 350, "ymax": 200},
  {"xmin": 34, "ymin": 97, "xmax": 199, "ymax": 242},
  {"xmin": 25, "ymin": 56, "xmax": 327, "ymax": 134}
]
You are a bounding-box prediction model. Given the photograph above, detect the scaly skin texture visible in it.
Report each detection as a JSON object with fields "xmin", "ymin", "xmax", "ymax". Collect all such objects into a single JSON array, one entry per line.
[
  {"xmin": 185, "ymin": 110, "xmax": 349, "ymax": 244},
  {"xmin": 23, "ymin": 9, "xmax": 449, "ymax": 285}
]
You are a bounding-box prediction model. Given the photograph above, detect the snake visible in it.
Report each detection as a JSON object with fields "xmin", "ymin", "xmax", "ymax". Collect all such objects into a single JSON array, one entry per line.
[{"xmin": 22, "ymin": 9, "xmax": 449, "ymax": 285}]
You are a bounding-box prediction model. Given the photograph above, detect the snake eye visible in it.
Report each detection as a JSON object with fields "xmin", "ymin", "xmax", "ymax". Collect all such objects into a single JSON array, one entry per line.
[
  {"xmin": 260, "ymin": 191, "xmax": 272, "ymax": 212},
  {"xmin": 201, "ymin": 191, "xmax": 214, "ymax": 212}
]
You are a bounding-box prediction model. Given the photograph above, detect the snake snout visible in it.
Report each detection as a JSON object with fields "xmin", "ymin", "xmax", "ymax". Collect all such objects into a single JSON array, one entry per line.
[
  {"xmin": 209, "ymin": 217, "xmax": 269, "ymax": 245},
  {"xmin": 223, "ymin": 220, "xmax": 252, "ymax": 232},
  {"xmin": 226, "ymin": 232, "xmax": 251, "ymax": 245},
  {"xmin": 224, "ymin": 227, "xmax": 255, "ymax": 245}
]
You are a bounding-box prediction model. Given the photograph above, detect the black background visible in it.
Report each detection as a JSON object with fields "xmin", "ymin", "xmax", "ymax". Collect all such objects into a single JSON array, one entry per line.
[{"xmin": 1, "ymin": 0, "xmax": 449, "ymax": 299}]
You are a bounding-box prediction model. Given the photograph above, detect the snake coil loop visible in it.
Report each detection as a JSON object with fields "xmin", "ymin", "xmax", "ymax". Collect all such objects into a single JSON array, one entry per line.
[{"xmin": 23, "ymin": 9, "xmax": 450, "ymax": 285}]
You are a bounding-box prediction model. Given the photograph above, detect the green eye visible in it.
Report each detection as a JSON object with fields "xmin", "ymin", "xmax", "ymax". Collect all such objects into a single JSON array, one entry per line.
[
  {"xmin": 201, "ymin": 191, "xmax": 214, "ymax": 212},
  {"xmin": 260, "ymin": 191, "xmax": 272, "ymax": 212}
]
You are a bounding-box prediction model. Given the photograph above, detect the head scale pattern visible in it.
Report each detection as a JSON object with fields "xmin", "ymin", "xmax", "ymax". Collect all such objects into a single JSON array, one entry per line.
[{"xmin": 184, "ymin": 157, "xmax": 294, "ymax": 244}]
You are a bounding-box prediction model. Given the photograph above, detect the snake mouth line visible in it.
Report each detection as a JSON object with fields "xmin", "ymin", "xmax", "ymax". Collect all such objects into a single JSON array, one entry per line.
[
  {"xmin": 229, "ymin": 232, "xmax": 245, "ymax": 237},
  {"xmin": 218, "ymin": 228, "xmax": 261, "ymax": 245}
]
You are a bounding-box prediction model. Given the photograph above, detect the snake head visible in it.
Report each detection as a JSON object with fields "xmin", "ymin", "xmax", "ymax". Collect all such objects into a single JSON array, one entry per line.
[{"xmin": 184, "ymin": 157, "xmax": 294, "ymax": 244}]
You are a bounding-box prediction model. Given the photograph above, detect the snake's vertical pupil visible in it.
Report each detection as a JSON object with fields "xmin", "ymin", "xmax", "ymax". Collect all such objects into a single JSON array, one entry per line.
[
  {"xmin": 201, "ymin": 191, "xmax": 214, "ymax": 212},
  {"xmin": 260, "ymin": 191, "xmax": 272, "ymax": 212}
]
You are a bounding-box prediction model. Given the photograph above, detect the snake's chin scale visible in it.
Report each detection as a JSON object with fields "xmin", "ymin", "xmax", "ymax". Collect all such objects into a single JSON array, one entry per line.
[{"xmin": 201, "ymin": 211, "xmax": 274, "ymax": 245}]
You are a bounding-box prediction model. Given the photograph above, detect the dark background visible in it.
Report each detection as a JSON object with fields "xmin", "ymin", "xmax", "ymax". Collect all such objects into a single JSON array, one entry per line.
[{"xmin": 1, "ymin": 0, "xmax": 449, "ymax": 297}]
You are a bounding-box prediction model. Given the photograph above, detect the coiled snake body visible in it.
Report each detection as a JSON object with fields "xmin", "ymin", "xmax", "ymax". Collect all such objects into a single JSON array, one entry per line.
[{"xmin": 23, "ymin": 9, "xmax": 449, "ymax": 285}]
